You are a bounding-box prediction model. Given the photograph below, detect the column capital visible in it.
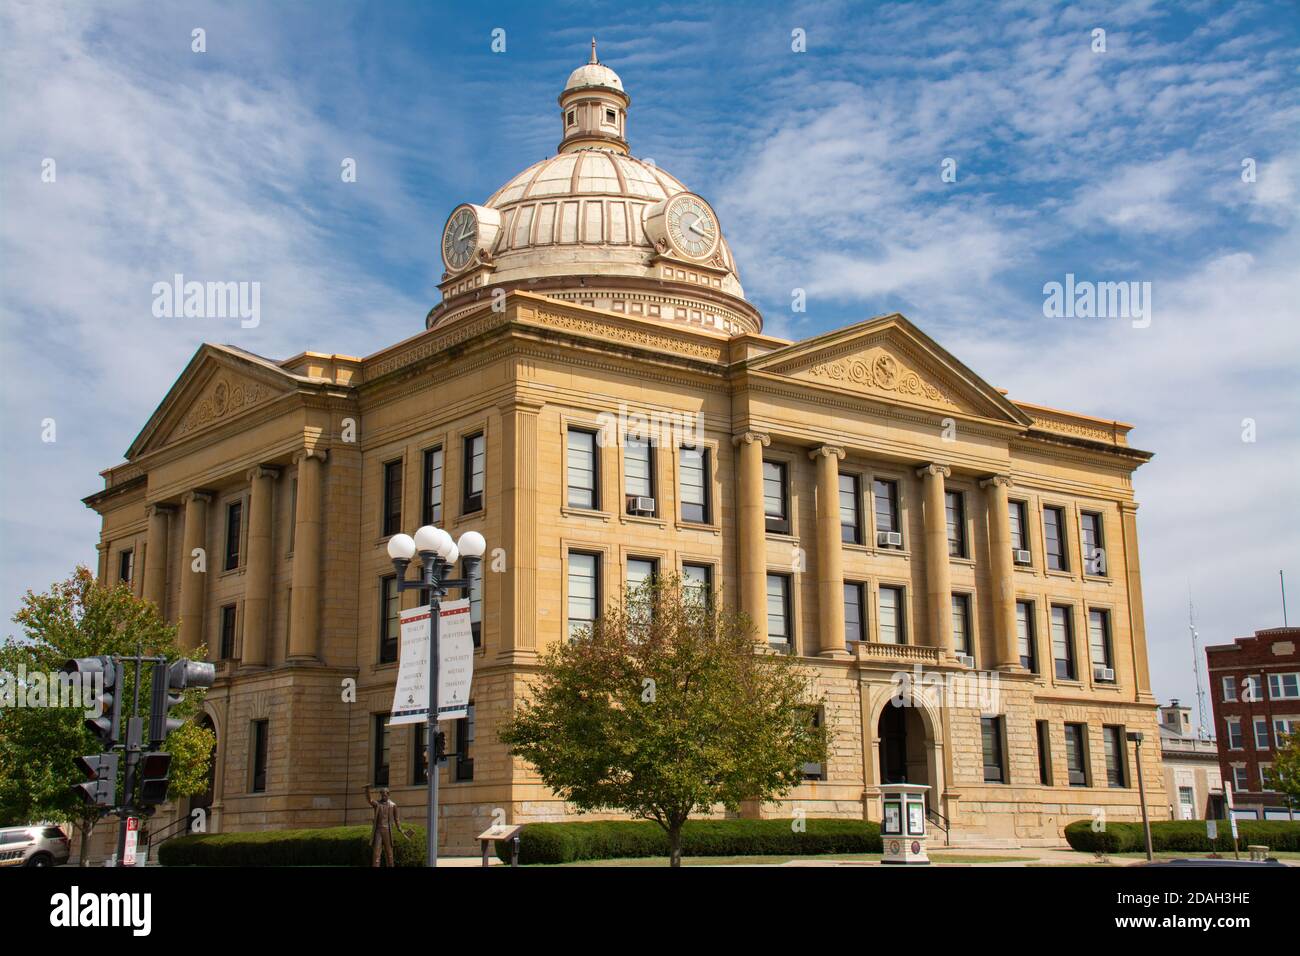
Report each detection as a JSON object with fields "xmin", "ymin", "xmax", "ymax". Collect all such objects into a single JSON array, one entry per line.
[
  {"xmin": 979, "ymin": 473, "xmax": 1013, "ymax": 490},
  {"xmin": 246, "ymin": 464, "xmax": 282, "ymax": 482},
  {"xmin": 145, "ymin": 502, "xmax": 175, "ymax": 517},
  {"xmin": 808, "ymin": 444, "xmax": 846, "ymax": 462},
  {"xmin": 292, "ymin": 447, "xmax": 328, "ymax": 466},
  {"xmin": 915, "ymin": 462, "xmax": 951, "ymax": 480},
  {"xmin": 731, "ymin": 430, "xmax": 770, "ymax": 448},
  {"xmin": 181, "ymin": 490, "xmax": 213, "ymax": 505}
]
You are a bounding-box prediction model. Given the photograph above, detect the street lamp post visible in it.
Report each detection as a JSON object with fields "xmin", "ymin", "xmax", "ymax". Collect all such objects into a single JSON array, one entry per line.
[
  {"xmin": 1128, "ymin": 731, "xmax": 1153, "ymax": 862},
  {"xmin": 387, "ymin": 525, "xmax": 486, "ymax": 868}
]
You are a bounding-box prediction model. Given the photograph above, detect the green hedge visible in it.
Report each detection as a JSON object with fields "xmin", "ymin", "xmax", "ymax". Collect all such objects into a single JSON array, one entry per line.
[
  {"xmin": 495, "ymin": 818, "xmax": 882, "ymax": 865},
  {"xmin": 158, "ymin": 824, "xmax": 427, "ymax": 867},
  {"xmin": 1064, "ymin": 818, "xmax": 1300, "ymax": 854}
]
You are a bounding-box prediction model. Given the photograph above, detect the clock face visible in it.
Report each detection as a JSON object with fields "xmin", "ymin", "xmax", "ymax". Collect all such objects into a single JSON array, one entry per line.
[
  {"xmin": 442, "ymin": 206, "xmax": 479, "ymax": 272},
  {"xmin": 665, "ymin": 195, "xmax": 719, "ymax": 260}
]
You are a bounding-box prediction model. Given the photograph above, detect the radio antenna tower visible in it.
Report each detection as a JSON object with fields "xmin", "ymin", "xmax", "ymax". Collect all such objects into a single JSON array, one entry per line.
[{"xmin": 1188, "ymin": 588, "xmax": 1210, "ymax": 740}]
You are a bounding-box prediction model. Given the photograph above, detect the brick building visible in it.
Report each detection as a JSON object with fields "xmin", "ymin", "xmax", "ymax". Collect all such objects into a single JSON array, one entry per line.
[{"xmin": 1206, "ymin": 626, "xmax": 1300, "ymax": 820}]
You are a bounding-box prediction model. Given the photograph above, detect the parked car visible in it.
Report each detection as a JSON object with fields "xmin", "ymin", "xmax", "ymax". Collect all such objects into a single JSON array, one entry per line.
[{"xmin": 0, "ymin": 825, "xmax": 72, "ymax": 867}]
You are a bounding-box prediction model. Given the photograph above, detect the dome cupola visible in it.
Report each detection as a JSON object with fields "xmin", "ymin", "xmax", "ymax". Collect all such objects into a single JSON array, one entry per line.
[
  {"xmin": 558, "ymin": 39, "xmax": 629, "ymax": 155},
  {"xmin": 428, "ymin": 41, "xmax": 761, "ymax": 337}
]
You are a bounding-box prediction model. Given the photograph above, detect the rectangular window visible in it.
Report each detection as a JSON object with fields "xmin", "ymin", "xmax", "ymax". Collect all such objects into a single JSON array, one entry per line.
[
  {"xmin": 839, "ymin": 473, "xmax": 862, "ymax": 544},
  {"xmin": 682, "ymin": 562, "xmax": 712, "ymax": 607},
  {"xmin": 626, "ymin": 557, "xmax": 657, "ymax": 591},
  {"xmin": 1261, "ymin": 764, "xmax": 1274, "ymax": 791},
  {"xmin": 624, "ymin": 436, "xmax": 654, "ymax": 511},
  {"xmin": 801, "ymin": 709, "xmax": 825, "ymax": 781},
  {"xmin": 1088, "ymin": 608, "xmax": 1113, "ymax": 677},
  {"xmin": 1242, "ymin": 675, "xmax": 1262, "ymax": 702},
  {"xmin": 421, "ymin": 446, "xmax": 444, "ymax": 526},
  {"xmin": 679, "ymin": 445, "xmax": 710, "ymax": 523},
  {"xmin": 1274, "ymin": 717, "xmax": 1300, "ymax": 747},
  {"xmin": 455, "ymin": 704, "xmax": 475, "ymax": 782},
  {"xmin": 945, "ymin": 490, "xmax": 967, "ymax": 558},
  {"xmin": 1009, "ymin": 500, "xmax": 1028, "ymax": 552},
  {"xmin": 224, "ymin": 500, "xmax": 242, "ymax": 571},
  {"xmin": 766, "ymin": 573, "xmax": 791, "ymax": 647},
  {"xmin": 844, "ymin": 581, "xmax": 866, "ymax": 646},
  {"xmin": 567, "ymin": 552, "xmax": 600, "ymax": 640},
  {"xmin": 951, "ymin": 593, "xmax": 972, "ymax": 657},
  {"xmin": 373, "ymin": 713, "xmax": 390, "ymax": 786},
  {"xmin": 462, "ymin": 558, "xmax": 482, "ymax": 648},
  {"xmin": 118, "ymin": 549, "xmax": 134, "ymax": 584},
  {"xmin": 566, "ymin": 428, "xmax": 599, "ymax": 509},
  {"xmin": 219, "ymin": 604, "xmax": 237, "ymax": 661},
  {"xmin": 1254, "ymin": 717, "xmax": 1271, "ymax": 750},
  {"xmin": 1051, "ymin": 605, "xmax": 1076, "ymax": 680},
  {"xmin": 626, "ymin": 556, "xmax": 657, "ymax": 633},
  {"xmin": 1103, "ymin": 726, "xmax": 1127, "ymax": 788},
  {"xmin": 873, "ymin": 479, "xmax": 900, "ymax": 545},
  {"xmin": 1221, "ymin": 676, "xmax": 1237, "ymax": 702},
  {"xmin": 1081, "ymin": 511, "xmax": 1106, "ymax": 575},
  {"xmin": 1226, "ymin": 718, "xmax": 1242, "ymax": 750},
  {"xmin": 982, "ymin": 717, "xmax": 1006, "ymax": 783},
  {"xmin": 1043, "ymin": 506, "xmax": 1067, "ymax": 571},
  {"xmin": 462, "ymin": 433, "xmax": 485, "ymax": 514},
  {"xmin": 413, "ymin": 725, "xmax": 428, "ymax": 785},
  {"xmin": 251, "ymin": 719, "xmax": 269, "ymax": 793},
  {"xmin": 763, "ymin": 460, "xmax": 789, "ymax": 533},
  {"xmin": 878, "ymin": 585, "xmax": 905, "ymax": 644},
  {"xmin": 1269, "ymin": 672, "xmax": 1300, "ymax": 700},
  {"xmin": 382, "ymin": 460, "xmax": 403, "ymax": 537},
  {"xmin": 379, "ymin": 575, "xmax": 400, "ymax": 664},
  {"xmin": 1231, "ymin": 766, "xmax": 1249, "ymax": 792},
  {"xmin": 1016, "ymin": 600, "xmax": 1037, "ymax": 672},
  {"xmin": 1064, "ymin": 723, "xmax": 1087, "ymax": 786},
  {"xmin": 1036, "ymin": 720, "xmax": 1052, "ymax": 785}
]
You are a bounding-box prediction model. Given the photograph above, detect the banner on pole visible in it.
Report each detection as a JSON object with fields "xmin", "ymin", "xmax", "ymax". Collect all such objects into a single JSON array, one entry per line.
[
  {"xmin": 437, "ymin": 599, "xmax": 474, "ymax": 720},
  {"xmin": 389, "ymin": 606, "xmax": 432, "ymax": 726}
]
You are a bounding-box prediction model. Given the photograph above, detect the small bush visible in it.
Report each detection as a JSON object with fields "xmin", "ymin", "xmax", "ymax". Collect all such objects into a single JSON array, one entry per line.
[
  {"xmin": 495, "ymin": 818, "xmax": 882, "ymax": 865},
  {"xmin": 158, "ymin": 824, "xmax": 427, "ymax": 867},
  {"xmin": 1064, "ymin": 818, "xmax": 1300, "ymax": 854}
]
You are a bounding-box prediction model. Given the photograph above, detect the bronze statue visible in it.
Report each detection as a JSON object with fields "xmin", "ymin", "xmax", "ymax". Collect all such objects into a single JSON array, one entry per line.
[{"xmin": 364, "ymin": 784, "xmax": 411, "ymax": 867}]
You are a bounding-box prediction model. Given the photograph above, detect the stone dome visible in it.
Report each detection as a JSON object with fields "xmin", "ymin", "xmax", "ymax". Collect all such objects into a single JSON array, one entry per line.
[{"xmin": 428, "ymin": 42, "xmax": 759, "ymax": 336}]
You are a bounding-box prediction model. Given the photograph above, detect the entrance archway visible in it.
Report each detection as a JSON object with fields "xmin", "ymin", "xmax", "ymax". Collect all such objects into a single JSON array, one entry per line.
[
  {"xmin": 187, "ymin": 715, "xmax": 217, "ymax": 832},
  {"xmin": 877, "ymin": 705, "xmax": 930, "ymax": 787}
]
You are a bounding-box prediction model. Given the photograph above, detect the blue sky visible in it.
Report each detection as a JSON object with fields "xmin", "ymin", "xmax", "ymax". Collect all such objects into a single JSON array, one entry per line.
[{"xmin": 2, "ymin": 0, "xmax": 1297, "ymax": 727}]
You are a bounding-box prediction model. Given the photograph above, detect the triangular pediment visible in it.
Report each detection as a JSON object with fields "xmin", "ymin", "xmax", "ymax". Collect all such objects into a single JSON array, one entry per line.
[
  {"xmin": 126, "ymin": 344, "xmax": 305, "ymax": 459},
  {"xmin": 751, "ymin": 314, "xmax": 1031, "ymax": 427}
]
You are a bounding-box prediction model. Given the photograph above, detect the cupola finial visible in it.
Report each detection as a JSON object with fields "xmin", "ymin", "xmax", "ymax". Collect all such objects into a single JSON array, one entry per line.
[{"xmin": 590, "ymin": 36, "xmax": 598, "ymax": 64}]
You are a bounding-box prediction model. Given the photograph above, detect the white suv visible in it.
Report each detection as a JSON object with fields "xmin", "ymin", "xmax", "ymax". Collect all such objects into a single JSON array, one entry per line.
[{"xmin": 0, "ymin": 825, "xmax": 72, "ymax": 867}]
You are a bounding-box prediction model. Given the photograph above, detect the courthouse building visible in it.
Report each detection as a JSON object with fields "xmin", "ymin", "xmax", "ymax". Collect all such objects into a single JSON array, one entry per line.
[{"xmin": 84, "ymin": 45, "xmax": 1167, "ymax": 853}]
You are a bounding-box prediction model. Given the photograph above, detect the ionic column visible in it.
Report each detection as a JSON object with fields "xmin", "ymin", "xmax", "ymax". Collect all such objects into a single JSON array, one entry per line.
[
  {"xmin": 916, "ymin": 463, "xmax": 954, "ymax": 658},
  {"xmin": 810, "ymin": 445, "xmax": 850, "ymax": 658},
  {"xmin": 241, "ymin": 465, "xmax": 280, "ymax": 668},
  {"xmin": 288, "ymin": 449, "xmax": 326, "ymax": 662},
  {"xmin": 178, "ymin": 491, "xmax": 212, "ymax": 652},
  {"xmin": 733, "ymin": 431, "xmax": 770, "ymax": 642},
  {"xmin": 142, "ymin": 503, "xmax": 173, "ymax": 611},
  {"xmin": 981, "ymin": 474, "xmax": 1021, "ymax": 670}
]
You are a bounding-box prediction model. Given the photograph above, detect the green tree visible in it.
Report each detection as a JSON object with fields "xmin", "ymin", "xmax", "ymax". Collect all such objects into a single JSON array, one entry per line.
[
  {"xmin": 0, "ymin": 566, "xmax": 216, "ymax": 864},
  {"xmin": 1265, "ymin": 730, "xmax": 1300, "ymax": 812},
  {"xmin": 500, "ymin": 574, "xmax": 828, "ymax": 867}
]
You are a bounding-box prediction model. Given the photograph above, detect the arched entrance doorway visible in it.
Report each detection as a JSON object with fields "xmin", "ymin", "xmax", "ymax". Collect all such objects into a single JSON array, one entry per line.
[{"xmin": 878, "ymin": 705, "xmax": 931, "ymax": 787}]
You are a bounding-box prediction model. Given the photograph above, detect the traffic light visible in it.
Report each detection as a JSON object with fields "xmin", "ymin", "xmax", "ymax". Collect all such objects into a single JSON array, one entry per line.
[
  {"xmin": 73, "ymin": 752, "xmax": 119, "ymax": 808},
  {"xmin": 149, "ymin": 658, "xmax": 216, "ymax": 747},
  {"xmin": 137, "ymin": 752, "xmax": 173, "ymax": 806},
  {"xmin": 434, "ymin": 730, "xmax": 447, "ymax": 764},
  {"xmin": 63, "ymin": 656, "xmax": 121, "ymax": 746}
]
